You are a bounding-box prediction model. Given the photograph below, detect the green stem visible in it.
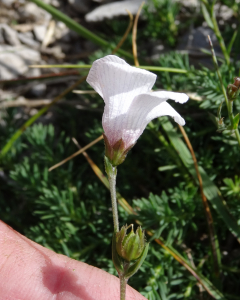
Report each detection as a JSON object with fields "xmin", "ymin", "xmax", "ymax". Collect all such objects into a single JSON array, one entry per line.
[
  {"xmin": 107, "ymin": 165, "xmax": 119, "ymax": 233},
  {"xmin": 228, "ymin": 100, "xmax": 234, "ymax": 124},
  {"xmin": 120, "ymin": 275, "xmax": 127, "ymax": 300},
  {"xmin": 30, "ymin": 64, "xmax": 188, "ymax": 74},
  {"xmin": 235, "ymin": 130, "xmax": 240, "ymax": 146},
  {"xmin": 210, "ymin": 5, "xmax": 230, "ymax": 67},
  {"xmin": 230, "ymin": 101, "xmax": 240, "ymax": 145},
  {"xmin": 208, "ymin": 36, "xmax": 240, "ymax": 148},
  {"xmin": 119, "ymin": 261, "xmax": 130, "ymax": 300}
]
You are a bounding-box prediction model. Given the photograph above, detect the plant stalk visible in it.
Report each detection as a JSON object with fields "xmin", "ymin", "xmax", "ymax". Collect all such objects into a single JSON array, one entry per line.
[
  {"xmin": 119, "ymin": 275, "xmax": 128, "ymax": 300},
  {"xmin": 107, "ymin": 165, "xmax": 119, "ymax": 233},
  {"xmin": 210, "ymin": 4, "xmax": 230, "ymax": 66},
  {"xmin": 208, "ymin": 36, "xmax": 240, "ymax": 148}
]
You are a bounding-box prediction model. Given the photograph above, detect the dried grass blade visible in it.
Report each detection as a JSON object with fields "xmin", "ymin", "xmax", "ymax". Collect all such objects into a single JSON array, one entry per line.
[
  {"xmin": 48, "ymin": 135, "xmax": 103, "ymax": 172},
  {"xmin": 132, "ymin": 2, "xmax": 145, "ymax": 67}
]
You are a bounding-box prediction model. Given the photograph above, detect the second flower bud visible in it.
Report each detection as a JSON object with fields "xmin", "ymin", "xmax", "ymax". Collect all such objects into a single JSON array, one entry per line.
[{"xmin": 115, "ymin": 224, "xmax": 146, "ymax": 262}]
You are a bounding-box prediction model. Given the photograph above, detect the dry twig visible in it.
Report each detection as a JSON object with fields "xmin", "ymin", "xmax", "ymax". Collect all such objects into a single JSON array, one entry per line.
[{"xmin": 132, "ymin": 2, "xmax": 145, "ymax": 67}]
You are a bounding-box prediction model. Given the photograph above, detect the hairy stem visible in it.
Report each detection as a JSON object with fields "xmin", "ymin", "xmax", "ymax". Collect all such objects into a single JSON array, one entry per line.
[
  {"xmin": 120, "ymin": 275, "xmax": 127, "ymax": 300},
  {"xmin": 107, "ymin": 165, "xmax": 119, "ymax": 233}
]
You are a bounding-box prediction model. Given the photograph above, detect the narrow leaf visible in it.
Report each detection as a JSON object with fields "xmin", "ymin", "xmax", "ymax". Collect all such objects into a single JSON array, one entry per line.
[
  {"xmin": 201, "ymin": 2, "xmax": 214, "ymax": 30},
  {"xmin": 233, "ymin": 113, "xmax": 240, "ymax": 130}
]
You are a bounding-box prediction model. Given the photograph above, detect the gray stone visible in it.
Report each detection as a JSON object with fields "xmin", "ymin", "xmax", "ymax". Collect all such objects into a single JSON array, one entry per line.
[
  {"xmin": 0, "ymin": 30, "xmax": 4, "ymax": 44},
  {"xmin": 215, "ymin": 3, "xmax": 233, "ymax": 21},
  {"xmin": 177, "ymin": 26, "xmax": 221, "ymax": 68},
  {"xmin": 0, "ymin": 45, "xmax": 41, "ymax": 80},
  {"xmin": 0, "ymin": 0, "xmax": 15, "ymax": 7},
  {"xmin": 28, "ymin": 68, "xmax": 45, "ymax": 95},
  {"xmin": 33, "ymin": 25, "xmax": 47, "ymax": 42},
  {"xmin": 85, "ymin": 0, "xmax": 143, "ymax": 22},
  {"xmin": 0, "ymin": 24, "xmax": 21, "ymax": 46},
  {"xmin": 68, "ymin": 0, "xmax": 91, "ymax": 14},
  {"xmin": 18, "ymin": 32, "xmax": 40, "ymax": 48},
  {"xmin": 30, "ymin": 83, "xmax": 47, "ymax": 97},
  {"xmin": 177, "ymin": 26, "xmax": 218, "ymax": 54},
  {"xmin": 54, "ymin": 21, "xmax": 71, "ymax": 42},
  {"xmin": 21, "ymin": 2, "xmax": 51, "ymax": 22},
  {"xmin": 175, "ymin": 0, "xmax": 199, "ymax": 8}
]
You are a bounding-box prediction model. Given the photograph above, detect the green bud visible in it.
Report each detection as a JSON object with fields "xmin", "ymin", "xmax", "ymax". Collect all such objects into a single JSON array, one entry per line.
[{"xmin": 116, "ymin": 225, "xmax": 146, "ymax": 262}]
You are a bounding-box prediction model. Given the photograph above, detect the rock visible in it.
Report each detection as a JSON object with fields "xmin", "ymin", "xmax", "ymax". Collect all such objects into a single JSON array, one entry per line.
[
  {"xmin": 30, "ymin": 83, "xmax": 47, "ymax": 97},
  {"xmin": 26, "ymin": 68, "xmax": 46, "ymax": 97},
  {"xmin": 0, "ymin": 45, "xmax": 41, "ymax": 80},
  {"xmin": 177, "ymin": 26, "xmax": 219, "ymax": 54},
  {"xmin": 51, "ymin": 0, "xmax": 61, "ymax": 7},
  {"xmin": 177, "ymin": 26, "xmax": 221, "ymax": 67},
  {"xmin": 175, "ymin": 0, "xmax": 199, "ymax": 8},
  {"xmin": 20, "ymin": 2, "xmax": 51, "ymax": 23},
  {"xmin": 0, "ymin": 24, "xmax": 21, "ymax": 46},
  {"xmin": 33, "ymin": 25, "xmax": 47, "ymax": 42},
  {"xmin": 18, "ymin": 32, "xmax": 40, "ymax": 48},
  {"xmin": 0, "ymin": 0, "xmax": 15, "ymax": 7},
  {"xmin": 215, "ymin": 3, "xmax": 233, "ymax": 21},
  {"xmin": 0, "ymin": 30, "xmax": 4, "ymax": 44},
  {"xmin": 54, "ymin": 21, "xmax": 71, "ymax": 42},
  {"xmin": 68, "ymin": 0, "xmax": 91, "ymax": 14},
  {"xmin": 85, "ymin": 0, "xmax": 143, "ymax": 22},
  {"xmin": 92, "ymin": 0, "xmax": 112, "ymax": 3}
]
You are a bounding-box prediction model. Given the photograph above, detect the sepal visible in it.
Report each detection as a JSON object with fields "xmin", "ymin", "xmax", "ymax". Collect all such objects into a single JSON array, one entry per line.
[
  {"xmin": 103, "ymin": 134, "xmax": 135, "ymax": 166},
  {"xmin": 124, "ymin": 242, "xmax": 149, "ymax": 279},
  {"xmin": 104, "ymin": 155, "xmax": 117, "ymax": 177},
  {"xmin": 112, "ymin": 232, "xmax": 124, "ymax": 274},
  {"xmin": 115, "ymin": 225, "xmax": 146, "ymax": 262}
]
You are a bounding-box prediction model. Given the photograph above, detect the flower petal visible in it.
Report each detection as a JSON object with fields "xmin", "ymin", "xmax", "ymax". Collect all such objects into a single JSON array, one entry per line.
[
  {"xmin": 129, "ymin": 91, "xmax": 187, "ymax": 127},
  {"xmin": 86, "ymin": 55, "xmax": 128, "ymax": 98},
  {"xmin": 150, "ymin": 91, "xmax": 189, "ymax": 103},
  {"xmin": 104, "ymin": 91, "xmax": 187, "ymax": 148},
  {"xmin": 87, "ymin": 56, "xmax": 156, "ymax": 106},
  {"xmin": 87, "ymin": 56, "xmax": 157, "ymax": 146}
]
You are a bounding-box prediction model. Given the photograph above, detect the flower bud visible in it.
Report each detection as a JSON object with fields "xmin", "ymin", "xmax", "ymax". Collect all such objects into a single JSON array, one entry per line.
[
  {"xmin": 227, "ymin": 77, "xmax": 240, "ymax": 101},
  {"xmin": 116, "ymin": 225, "xmax": 146, "ymax": 262}
]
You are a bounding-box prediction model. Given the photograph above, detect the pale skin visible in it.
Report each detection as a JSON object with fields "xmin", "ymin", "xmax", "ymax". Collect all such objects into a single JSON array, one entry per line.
[{"xmin": 0, "ymin": 221, "xmax": 147, "ymax": 300}]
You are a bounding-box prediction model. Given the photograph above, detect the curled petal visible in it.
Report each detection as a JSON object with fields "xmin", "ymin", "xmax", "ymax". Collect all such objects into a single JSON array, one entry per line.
[
  {"xmin": 130, "ymin": 91, "xmax": 187, "ymax": 125},
  {"xmin": 148, "ymin": 91, "xmax": 189, "ymax": 103}
]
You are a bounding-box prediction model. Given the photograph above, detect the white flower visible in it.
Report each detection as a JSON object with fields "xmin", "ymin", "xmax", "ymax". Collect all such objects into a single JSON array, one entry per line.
[{"xmin": 87, "ymin": 55, "xmax": 188, "ymax": 165}]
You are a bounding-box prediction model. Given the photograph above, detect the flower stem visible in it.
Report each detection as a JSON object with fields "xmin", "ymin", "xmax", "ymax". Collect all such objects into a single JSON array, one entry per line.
[
  {"xmin": 208, "ymin": 36, "xmax": 240, "ymax": 149},
  {"xmin": 119, "ymin": 261, "xmax": 130, "ymax": 300},
  {"xmin": 120, "ymin": 275, "xmax": 128, "ymax": 300},
  {"xmin": 210, "ymin": 4, "xmax": 230, "ymax": 67},
  {"xmin": 107, "ymin": 164, "xmax": 119, "ymax": 233}
]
